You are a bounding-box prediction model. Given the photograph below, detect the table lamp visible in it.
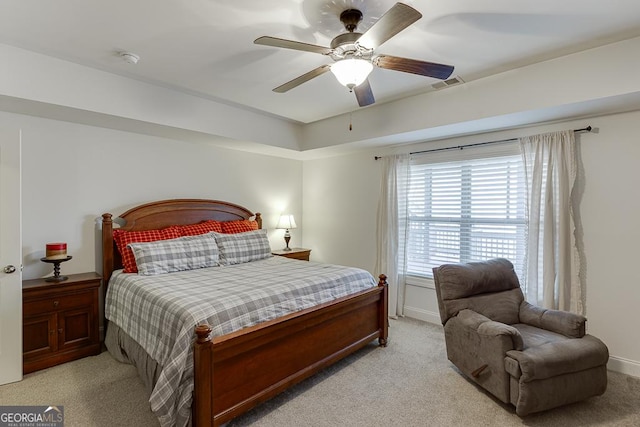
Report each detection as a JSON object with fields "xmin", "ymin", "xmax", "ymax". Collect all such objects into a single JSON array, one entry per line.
[{"xmin": 276, "ymin": 214, "xmax": 297, "ymax": 251}]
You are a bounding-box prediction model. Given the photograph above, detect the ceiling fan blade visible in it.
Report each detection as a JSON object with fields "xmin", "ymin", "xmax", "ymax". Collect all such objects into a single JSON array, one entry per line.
[
  {"xmin": 254, "ymin": 36, "xmax": 332, "ymax": 55},
  {"xmin": 273, "ymin": 65, "xmax": 332, "ymax": 93},
  {"xmin": 357, "ymin": 3, "xmax": 422, "ymax": 49},
  {"xmin": 354, "ymin": 79, "xmax": 375, "ymax": 107},
  {"xmin": 373, "ymin": 55, "xmax": 454, "ymax": 80}
]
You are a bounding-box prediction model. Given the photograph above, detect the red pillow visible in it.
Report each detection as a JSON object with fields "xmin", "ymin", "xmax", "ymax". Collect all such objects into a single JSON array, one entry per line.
[
  {"xmin": 172, "ymin": 220, "xmax": 222, "ymax": 237},
  {"xmin": 113, "ymin": 228, "xmax": 181, "ymax": 273},
  {"xmin": 221, "ymin": 220, "xmax": 259, "ymax": 234}
]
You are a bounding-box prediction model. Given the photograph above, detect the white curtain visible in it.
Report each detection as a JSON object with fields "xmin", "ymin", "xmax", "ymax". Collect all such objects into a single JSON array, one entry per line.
[
  {"xmin": 520, "ymin": 130, "xmax": 584, "ymax": 314},
  {"xmin": 374, "ymin": 154, "xmax": 410, "ymax": 318}
]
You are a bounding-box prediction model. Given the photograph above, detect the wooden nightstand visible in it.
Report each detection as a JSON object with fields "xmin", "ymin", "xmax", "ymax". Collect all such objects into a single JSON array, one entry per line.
[
  {"xmin": 272, "ymin": 248, "xmax": 312, "ymax": 261},
  {"xmin": 22, "ymin": 272, "xmax": 102, "ymax": 374}
]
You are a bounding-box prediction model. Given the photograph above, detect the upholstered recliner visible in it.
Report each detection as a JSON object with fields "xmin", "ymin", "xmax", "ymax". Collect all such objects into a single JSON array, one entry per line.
[{"xmin": 432, "ymin": 258, "xmax": 609, "ymax": 416}]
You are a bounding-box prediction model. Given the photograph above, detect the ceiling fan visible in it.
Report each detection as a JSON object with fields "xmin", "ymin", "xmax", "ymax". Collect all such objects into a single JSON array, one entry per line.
[{"xmin": 254, "ymin": 2, "xmax": 455, "ymax": 107}]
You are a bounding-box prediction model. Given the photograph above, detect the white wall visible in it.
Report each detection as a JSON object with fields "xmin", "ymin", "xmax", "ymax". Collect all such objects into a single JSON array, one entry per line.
[
  {"xmin": 303, "ymin": 153, "xmax": 380, "ymax": 271},
  {"xmin": 0, "ymin": 111, "xmax": 303, "ymax": 281},
  {"xmin": 303, "ymin": 109, "xmax": 640, "ymax": 377},
  {"xmin": 579, "ymin": 111, "xmax": 640, "ymax": 377}
]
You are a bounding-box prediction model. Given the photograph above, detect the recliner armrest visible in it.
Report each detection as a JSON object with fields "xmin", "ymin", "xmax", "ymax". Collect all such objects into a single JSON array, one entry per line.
[
  {"xmin": 456, "ymin": 309, "xmax": 524, "ymax": 350},
  {"xmin": 506, "ymin": 334, "xmax": 609, "ymax": 381},
  {"xmin": 519, "ymin": 301, "xmax": 586, "ymax": 338}
]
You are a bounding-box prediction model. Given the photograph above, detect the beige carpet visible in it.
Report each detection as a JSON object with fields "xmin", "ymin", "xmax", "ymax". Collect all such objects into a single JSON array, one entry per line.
[{"xmin": 1, "ymin": 318, "xmax": 639, "ymax": 427}]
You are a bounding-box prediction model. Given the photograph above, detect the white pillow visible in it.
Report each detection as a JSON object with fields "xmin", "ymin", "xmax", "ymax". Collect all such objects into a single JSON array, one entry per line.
[
  {"xmin": 128, "ymin": 233, "xmax": 219, "ymax": 275},
  {"xmin": 214, "ymin": 229, "xmax": 272, "ymax": 265}
]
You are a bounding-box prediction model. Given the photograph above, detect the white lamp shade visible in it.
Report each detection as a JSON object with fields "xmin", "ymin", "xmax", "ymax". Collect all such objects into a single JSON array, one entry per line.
[
  {"xmin": 330, "ymin": 59, "xmax": 373, "ymax": 89},
  {"xmin": 276, "ymin": 214, "xmax": 297, "ymax": 230}
]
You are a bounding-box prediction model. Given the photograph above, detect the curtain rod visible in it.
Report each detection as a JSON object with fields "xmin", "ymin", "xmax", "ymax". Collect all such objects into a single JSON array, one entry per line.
[{"xmin": 374, "ymin": 126, "xmax": 592, "ymax": 160}]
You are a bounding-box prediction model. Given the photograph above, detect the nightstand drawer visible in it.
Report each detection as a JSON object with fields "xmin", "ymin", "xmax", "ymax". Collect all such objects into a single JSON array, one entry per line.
[{"xmin": 23, "ymin": 291, "xmax": 94, "ymax": 316}]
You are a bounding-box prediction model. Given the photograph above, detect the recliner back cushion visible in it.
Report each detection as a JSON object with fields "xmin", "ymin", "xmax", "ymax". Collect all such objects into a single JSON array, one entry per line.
[
  {"xmin": 433, "ymin": 258, "xmax": 523, "ymax": 324},
  {"xmin": 446, "ymin": 288, "xmax": 523, "ymax": 325}
]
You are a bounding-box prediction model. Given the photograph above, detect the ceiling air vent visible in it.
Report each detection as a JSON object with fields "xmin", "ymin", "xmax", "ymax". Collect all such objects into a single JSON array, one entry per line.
[{"xmin": 432, "ymin": 75, "xmax": 464, "ymax": 90}]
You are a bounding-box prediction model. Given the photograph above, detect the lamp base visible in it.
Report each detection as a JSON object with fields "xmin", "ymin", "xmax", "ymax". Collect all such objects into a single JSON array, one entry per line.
[{"xmin": 284, "ymin": 233, "xmax": 291, "ymax": 251}]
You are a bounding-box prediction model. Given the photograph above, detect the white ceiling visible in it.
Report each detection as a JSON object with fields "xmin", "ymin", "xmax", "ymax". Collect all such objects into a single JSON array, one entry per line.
[{"xmin": 2, "ymin": 0, "xmax": 640, "ymax": 125}]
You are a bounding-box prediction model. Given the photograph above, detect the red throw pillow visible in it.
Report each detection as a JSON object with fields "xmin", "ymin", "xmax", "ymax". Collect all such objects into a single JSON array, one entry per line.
[
  {"xmin": 113, "ymin": 228, "xmax": 181, "ymax": 273},
  {"xmin": 172, "ymin": 220, "xmax": 222, "ymax": 237},
  {"xmin": 221, "ymin": 220, "xmax": 259, "ymax": 234}
]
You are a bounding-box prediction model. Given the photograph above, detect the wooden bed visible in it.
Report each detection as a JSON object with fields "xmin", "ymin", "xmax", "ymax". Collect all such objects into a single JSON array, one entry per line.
[{"xmin": 101, "ymin": 199, "xmax": 388, "ymax": 427}]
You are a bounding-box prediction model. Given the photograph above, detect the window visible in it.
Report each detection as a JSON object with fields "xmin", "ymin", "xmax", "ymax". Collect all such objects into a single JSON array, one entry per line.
[{"xmin": 406, "ymin": 143, "xmax": 527, "ymax": 281}]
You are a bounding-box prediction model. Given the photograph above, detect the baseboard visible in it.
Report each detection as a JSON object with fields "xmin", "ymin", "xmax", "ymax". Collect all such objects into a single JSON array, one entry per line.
[
  {"xmin": 403, "ymin": 306, "xmax": 441, "ymax": 325},
  {"xmin": 607, "ymin": 355, "xmax": 640, "ymax": 378}
]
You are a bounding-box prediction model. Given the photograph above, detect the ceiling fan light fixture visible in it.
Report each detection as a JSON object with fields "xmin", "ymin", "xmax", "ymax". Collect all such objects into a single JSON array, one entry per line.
[{"xmin": 330, "ymin": 58, "xmax": 373, "ymax": 89}]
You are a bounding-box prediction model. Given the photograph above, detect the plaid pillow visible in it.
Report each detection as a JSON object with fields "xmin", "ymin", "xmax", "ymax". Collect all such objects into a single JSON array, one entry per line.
[
  {"xmin": 113, "ymin": 227, "xmax": 181, "ymax": 273},
  {"xmin": 214, "ymin": 229, "xmax": 272, "ymax": 265},
  {"xmin": 128, "ymin": 233, "xmax": 220, "ymax": 275},
  {"xmin": 221, "ymin": 219, "xmax": 259, "ymax": 234},
  {"xmin": 172, "ymin": 220, "xmax": 223, "ymax": 237}
]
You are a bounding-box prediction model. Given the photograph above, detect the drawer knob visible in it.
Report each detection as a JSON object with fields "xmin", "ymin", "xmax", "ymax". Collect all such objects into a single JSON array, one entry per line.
[
  {"xmin": 58, "ymin": 328, "xmax": 63, "ymax": 334},
  {"xmin": 53, "ymin": 301, "xmax": 59, "ymax": 307}
]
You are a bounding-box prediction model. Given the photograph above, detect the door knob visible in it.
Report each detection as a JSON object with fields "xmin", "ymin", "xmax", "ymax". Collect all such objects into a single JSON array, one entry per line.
[{"xmin": 3, "ymin": 265, "xmax": 16, "ymax": 274}]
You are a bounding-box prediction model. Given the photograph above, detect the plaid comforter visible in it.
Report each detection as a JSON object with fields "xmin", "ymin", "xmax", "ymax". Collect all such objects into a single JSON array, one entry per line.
[{"xmin": 105, "ymin": 256, "xmax": 377, "ymax": 427}]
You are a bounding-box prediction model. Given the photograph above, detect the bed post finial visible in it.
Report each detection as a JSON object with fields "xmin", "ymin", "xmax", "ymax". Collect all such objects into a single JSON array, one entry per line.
[
  {"xmin": 195, "ymin": 324, "xmax": 212, "ymax": 344},
  {"xmin": 378, "ymin": 274, "xmax": 387, "ymax": 287},
  {"xmin": 102, "ymin": 213, "xmax": 113, "ymax": 233},
  {"xmin": 255, "ymin": 212, "xmax": 262, "ymax": 229}
]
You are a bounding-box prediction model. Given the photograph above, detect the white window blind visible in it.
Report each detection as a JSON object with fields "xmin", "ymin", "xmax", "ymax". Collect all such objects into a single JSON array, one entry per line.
[{"xmin": 406, "ymin": 143, "xmax": 527, "ymax": 280}]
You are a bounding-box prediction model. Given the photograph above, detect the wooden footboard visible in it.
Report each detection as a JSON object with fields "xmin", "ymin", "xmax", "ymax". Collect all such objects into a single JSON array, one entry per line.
[{"xmin": 193, "ymin": 275, "xmax": 388, "ymax": 427}]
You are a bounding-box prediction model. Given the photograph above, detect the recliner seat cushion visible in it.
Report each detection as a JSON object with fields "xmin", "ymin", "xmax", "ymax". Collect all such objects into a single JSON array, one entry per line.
[
  {"xmin": 512, "ymin": 323, "xmax": 569, "ymax": 349},
  {"xmin": 504, "ymin": 324, "xmax": 574, "ymax": 378}
]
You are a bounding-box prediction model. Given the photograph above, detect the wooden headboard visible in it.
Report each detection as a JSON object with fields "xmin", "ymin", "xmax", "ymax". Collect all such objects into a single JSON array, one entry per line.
[{"xmin": 101, "ymin": 199, "xmax": 262, "ymax": 288}]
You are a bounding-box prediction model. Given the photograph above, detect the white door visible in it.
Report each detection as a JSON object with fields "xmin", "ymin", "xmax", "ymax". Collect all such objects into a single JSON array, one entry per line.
[{"xmin": 0, "ymin": 127, "xmax": 22, "ymax": 385}]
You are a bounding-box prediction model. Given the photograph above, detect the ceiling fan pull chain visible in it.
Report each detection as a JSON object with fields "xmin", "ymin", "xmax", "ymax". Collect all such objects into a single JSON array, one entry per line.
[{"xmin": 349, "ymin": 112, "xmax": 353, "ymax": 131}]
